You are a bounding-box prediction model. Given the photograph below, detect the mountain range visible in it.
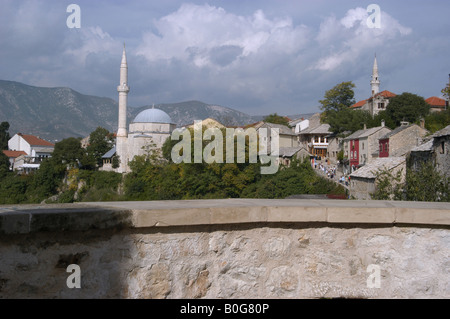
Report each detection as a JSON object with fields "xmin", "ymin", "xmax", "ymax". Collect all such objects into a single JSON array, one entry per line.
[{"xmin": 0, "ymin": 80, "xmax": 314, "ymax": 142}]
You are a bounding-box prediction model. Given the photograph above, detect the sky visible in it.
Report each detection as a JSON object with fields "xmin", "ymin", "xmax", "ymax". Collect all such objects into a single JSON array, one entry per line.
[{"xmin": 1, "ymin": 0, "xmax": 449, "ymax": 116}]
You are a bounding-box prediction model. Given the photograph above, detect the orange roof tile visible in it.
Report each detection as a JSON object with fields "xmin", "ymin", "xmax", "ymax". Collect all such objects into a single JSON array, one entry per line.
[
  {"xmin": 425, "ymin": 96, "xmax": 446, "ymax": 107},
  {"xmin": 3, "ymin": 150, "xmax": 27, "ymax": 158},
  {"xmin": 18, "ymin": 133, "xmax": 54, "ymax": 147},
  {"xmin": 350, "ymin": 99, "xmax": 367, "ymax": 108},
  {"xmin": 374, "ymin": 90, "xmax": 396, "ymax": 98}
]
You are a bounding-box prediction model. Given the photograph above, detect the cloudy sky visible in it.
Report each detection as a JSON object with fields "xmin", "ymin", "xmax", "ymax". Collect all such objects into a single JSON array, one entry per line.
[{"xmin": 1, "ymin": 0, "xmax": 449, "ymax": 116}]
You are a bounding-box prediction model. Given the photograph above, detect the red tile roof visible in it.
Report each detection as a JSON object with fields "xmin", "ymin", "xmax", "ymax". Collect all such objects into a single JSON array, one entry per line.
[
  {"xmin": 425, "ymin": 96, "xmax": 446, "ymax": 107},
  {"xmin": 374, "ymin": 90, "xmax": 396, "ymax": 98},
  {"xmin": 350, "ymin": 99, "xmax": 367, "ymax": 108},
  {"xmin": 3, "ymin": 150, "xmax": 27, "ymax": 158},
  {"xmin": 18, "ymin": 133, "xmax": 54, "ymax": 147}
]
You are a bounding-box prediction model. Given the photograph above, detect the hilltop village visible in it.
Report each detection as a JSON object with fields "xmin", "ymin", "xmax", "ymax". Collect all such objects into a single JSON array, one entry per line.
[{"xmin": 1, "ymin": 49, "xmax": 449, "ymax": 202}]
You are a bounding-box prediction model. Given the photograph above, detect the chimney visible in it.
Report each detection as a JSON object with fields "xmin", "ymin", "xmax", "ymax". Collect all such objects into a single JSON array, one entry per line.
[
  {"xmin": 363, "ymin": 123, "xmax": 367, "ymax": 130},
  {"xmin": 419, "ymin": 117, "xmax": 425, "ymax": 129},
  {"xmin": 400, "ymin": 121, "xmax": 409, "ymax": 126},
  {"xmin": 381, "ymin": 119, "xmax": 385, "ymax": 127}
]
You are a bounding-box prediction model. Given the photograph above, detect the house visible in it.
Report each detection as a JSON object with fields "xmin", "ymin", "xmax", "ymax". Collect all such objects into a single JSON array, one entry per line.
[
  {"xmin": 326, "ymin": 131, "xmax": 351, "ymax": 165},
  {"xmin": 297, "ymin": 123, "xmax": 332, "ymax": 158},
  {"xmin": 409, "ymin": 125, "xmax": 450, "ymax": 178},
  {"xmin": 277, "ymin": 146, "xmax": 311, "ymax": 166},
  {"xmin": 349, "ymin": 156, "xmax": 406, "ymax": 200},
  {"xmin": 350, "ymin": 56, "xmax": 397, "ymax": 116},
  {"xmin": 7, "ymin": 133, "xmax": 54, "ymax": 172},
  {"xmin": 252, "ymin": 121, "xmax": 298, "ymax": 150},
  {"xmin": 378, "ymin": 121, "xmax": 428, "ymax": 158},
  {"xmin": 290, "ymin": 113, "xmax": 322, "ymax": 134},
  {"xmin": 2, "ymin": 150, "xmax": 27, "ymax": 170},
  {"xmin": 351, "ymin": 90, "xmax": 397, "ymax": 117},
  {"xmin": 425, "ymin": 96, "xmax": 447, "ymax": 113},
  {"xmin": 343, "ymin": 123, "xmax": 391, "ymax": 172}
]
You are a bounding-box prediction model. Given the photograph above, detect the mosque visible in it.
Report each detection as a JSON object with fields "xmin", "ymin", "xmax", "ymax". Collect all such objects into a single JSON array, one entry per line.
[{"xmin": 102, "ymin": 46, "xmax": 176, "ymax": 173}]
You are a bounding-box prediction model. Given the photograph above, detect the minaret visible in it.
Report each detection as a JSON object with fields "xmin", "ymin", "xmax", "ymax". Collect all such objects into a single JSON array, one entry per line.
[
  {"xmin": 370, "ymin": 54, "xmax": 380, "ymax": 96},
  {"xmin": 116, "ymin": 44, "xmax": 130, "ymax": 173}
]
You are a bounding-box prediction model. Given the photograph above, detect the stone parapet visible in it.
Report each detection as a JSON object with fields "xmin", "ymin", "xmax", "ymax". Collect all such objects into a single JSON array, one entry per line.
[{"xmin": 1, "ymin": 199, "xmax": 449, "ymax": 235}]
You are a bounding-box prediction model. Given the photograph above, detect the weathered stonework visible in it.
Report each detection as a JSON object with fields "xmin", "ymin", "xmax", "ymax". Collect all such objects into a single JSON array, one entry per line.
[{"xmin": 0, "ymin": 200, "xmax": 449, "ymax": 299}]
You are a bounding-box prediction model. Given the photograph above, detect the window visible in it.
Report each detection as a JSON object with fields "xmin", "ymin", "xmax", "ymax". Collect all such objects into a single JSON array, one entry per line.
[
  {"xmin": 441, "ymin": 141, "xmax": 445, "ymax": 154},
  {"xmin": 362, "ymin": 143, "xmax": 364, "ymax": 150},
  {"xmin": 380, "ymin": 144, "xmax": 383, "ymax": 153},
  {"xmin": 378, "ymin": 103, "xmax": 385, "ymax": 109}
]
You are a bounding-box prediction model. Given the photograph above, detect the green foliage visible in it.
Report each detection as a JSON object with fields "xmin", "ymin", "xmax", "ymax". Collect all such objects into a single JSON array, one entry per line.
[
  {"xmin": 86, "ymin": 127, "xmax": 115, "ymax": 167},
  {"xmin": 404, "ymin": 161, "xmax": 449, "ymax": 202},
  {"xmin": 0, "ymin": 151, "xmax": 10, "ymax": 177},
  {"xmin": 370, "ymin": 161, "xmax": 449, "ymax": 202},
  {"xmin": 0, "ymin": 174, "xmax": 30, "ymax": 204},
  {"xmin": 319, "ymin": 81, "xmax": 356, "ymax": 113},
  {"xmin": 371, "ymin": 167, "xmax": 404, "ymax": 200},
  {"xmin": 0, "ymin": 121, "xmax": 10, "ymax": 150},
  {"xmin": 385, "ymin": 92, "xmax": 430, "ymax": 126},
  {"xmin": 424, "ymin": 108, "xmax": 450, "ymax": 133},
  {"xmin": 51, "ymin": 137, "xmax": 85, "ymax": 170},
  {"xmin": 325, "ymin": 108, "xmax": 372, "ymax": 134},
  {"xmin": 263, "ymin": 113, "xmax": 289, "ymax": 126},
  {"xmin": 442, "ymin": 83, "xmax": 450, "ymax": 101},
  {"xmin": 368, "ymin": 110, "xmax": 397, "ymax": 129}
]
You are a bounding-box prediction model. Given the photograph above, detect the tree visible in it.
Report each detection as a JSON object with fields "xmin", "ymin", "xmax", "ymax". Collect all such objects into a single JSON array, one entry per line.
[
  {"xmin": 85, "ymin": 127, "xmax": 115, "ymax": 167},
  {"xmin": 385, "ymin": 92, "xmax": 430, "ymax": 126},
  {"xmin": 263, "ymin": 113, "xmax": 289, "ymax": 126},
  {"xmin": 325, "ymin": 108, "xmax": 372, "ymax": 134},
  {"xmin": 425, "ymin": 108, "xmax": 450, "ymax": 133},
  {"xmin": 319, "ymin": 82, "xmax": 369, "ymax": 134},
  {"xmin": 51, "ymin": 137, "xmax": 85, "ymax": 171},
  {"xmin": 0, "ymin": 151, "xmax": 10, "ymax": 177},
  {"xmin": 404, "ymin": 161, "xmax": 449, "ymax": 202},
  {"xmin": 442, "ymin": 82, "xmax": 450, "ymax": 101},
  {"xmin": 319, "ymin": 81, "xmax": 356, "ymax": 113},
  {"xmin": 0, "ymin": 121, "xmax": 10, "ymax": 150}
]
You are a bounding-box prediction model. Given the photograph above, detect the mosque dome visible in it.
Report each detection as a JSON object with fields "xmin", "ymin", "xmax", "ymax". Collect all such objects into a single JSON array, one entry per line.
[{"xmin": 132, "ymin": 108, "xmax": 172, "ymax": 123}]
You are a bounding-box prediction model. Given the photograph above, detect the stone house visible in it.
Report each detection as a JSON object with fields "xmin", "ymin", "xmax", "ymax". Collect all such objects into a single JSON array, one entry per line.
[
  {"xmin": 378, "ymin": 122, "xmax": 429, "ymax": 158},
  {"xmin": 277, "ymin": 146, "xmax": 311, "ymax": 166},
  {"xmin": 343, "ymin": 124, "xmax": 391, "ymax": 172},
  {"xmin": 409, "ymin": 125, "xmax": 450, "ymax": 178},
  {"xmin": 297, "ymin": 123, "xmax": 332, "ymax": 158},
  {"xmin": 349, "ymin": 156, "xmax": 406, "ymax": 200}
]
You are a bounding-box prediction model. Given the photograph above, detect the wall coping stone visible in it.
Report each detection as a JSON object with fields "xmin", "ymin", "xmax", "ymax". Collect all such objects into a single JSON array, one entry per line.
[{"xmin": 1, "ymin": 199, "xmax": 449, "ymax": 234}]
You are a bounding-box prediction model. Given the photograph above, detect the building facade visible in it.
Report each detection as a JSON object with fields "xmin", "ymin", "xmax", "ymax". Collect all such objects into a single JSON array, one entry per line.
[
  {"xmin": 378, "ymin": 122, "xmax": 428, "ymax": 158},
  {"xmin": 103, "ymin": 46, "xmax": 176, "ymax": 173},
  {"xmin": 7, "ymin": 133, "xmax": 54, "ymax": 172},
  {"xmin": 350, "ymin": 56, "xmax": 396, "ymax": 117}
]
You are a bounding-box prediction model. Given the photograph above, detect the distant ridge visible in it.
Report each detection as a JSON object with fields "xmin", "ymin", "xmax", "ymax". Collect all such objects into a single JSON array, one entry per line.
[{"xmin": 0, "ymin": 80, "xmax": 256, "ymax": 141}]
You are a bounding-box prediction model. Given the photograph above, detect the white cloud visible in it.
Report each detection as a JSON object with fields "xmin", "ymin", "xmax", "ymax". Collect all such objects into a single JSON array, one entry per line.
[
  {"xmin": 136, "ymin": 3, "xmax": 310, "ymax": 68},
  {"xmin": 312, "ymin": 7, "xmax": 412, "ymax": 71}
]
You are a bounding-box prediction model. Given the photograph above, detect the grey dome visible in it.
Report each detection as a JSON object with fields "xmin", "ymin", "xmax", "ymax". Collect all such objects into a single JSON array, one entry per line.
[{"xmin": 133, "ymin": 108, "xmax": 172, "ymax": 123}]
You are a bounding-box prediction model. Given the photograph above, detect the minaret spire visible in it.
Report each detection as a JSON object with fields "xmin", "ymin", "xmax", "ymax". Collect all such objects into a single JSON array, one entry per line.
[
  {"xmin": 116, "ymin": 44, "xmax": 130, "ymax": 173},
  {"xmin": 117, "ymin": 44, "xmax": 130, "ymax": 137},
  {"xmin": 370, "ymin": 54, "xmax": 380, "ymax": 96}
]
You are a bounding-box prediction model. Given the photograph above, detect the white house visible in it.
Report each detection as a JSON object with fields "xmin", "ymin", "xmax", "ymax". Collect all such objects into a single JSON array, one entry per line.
[{"xmin": 7, "ymin": 133, "xmax": 54, "ymax": 172}]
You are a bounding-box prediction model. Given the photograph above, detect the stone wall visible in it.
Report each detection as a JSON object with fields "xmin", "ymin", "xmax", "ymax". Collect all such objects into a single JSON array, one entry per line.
[{"xmin": 0, "ymin": 199, "xmax": 449, "ymax": 299}]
